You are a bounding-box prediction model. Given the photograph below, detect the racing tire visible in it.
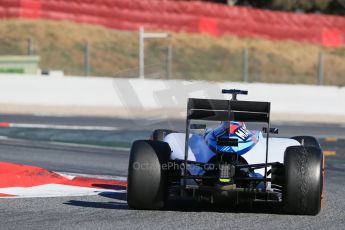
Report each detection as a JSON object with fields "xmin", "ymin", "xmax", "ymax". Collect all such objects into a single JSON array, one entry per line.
[
  {"xmin": 283, "ymin": 145, "xmax": 324, "ymax": 215},
  {"xmin": 291, "ymin": 136, "xmax": 321, "ymax": 149},
  {"xmin": 151, "ymin": 129, "xmax": 177, "ymax": 141},
  {"xmin": 127, "ymin": 140, "xmax": 171, "ymax": 210}
]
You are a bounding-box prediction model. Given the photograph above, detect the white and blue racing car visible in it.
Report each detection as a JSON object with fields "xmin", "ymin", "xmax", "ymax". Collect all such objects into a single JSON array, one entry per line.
[{"xmin": 127, "ymin": 89, "xmax": 324, "ymax": 215}]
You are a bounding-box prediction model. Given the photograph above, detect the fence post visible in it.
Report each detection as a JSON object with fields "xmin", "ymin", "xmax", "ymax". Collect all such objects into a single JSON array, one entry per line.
[
  {"xmin": 242, "ymin": 48, "xmax": 249, "ymax": 82},
  {"xmin": 166, "ymin": 45, "xmax": 172, "ymax": 79},
  {"xmin": 27, "ymin": 38, "xmax": 33, "ymax": 56},
  {"xmin": 84, "ymin": 42, "xmax": 90, "ymax": 76},
  {"xmin": 317, "ymin": 51, "xmax": 324, "ymax": 85},
  {"xmin": 139, "ymin": 27, "xmax": 145, "ymax": 79}
]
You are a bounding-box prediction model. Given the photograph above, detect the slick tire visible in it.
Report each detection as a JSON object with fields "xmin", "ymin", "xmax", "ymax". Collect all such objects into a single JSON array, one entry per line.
[
  {"xmin": 283, "ymin": 146, "xmax": 324, "ymax": 215},
  {"xmin": 127, "ymin": 140, "xmax": 171, "ymax": 210}
]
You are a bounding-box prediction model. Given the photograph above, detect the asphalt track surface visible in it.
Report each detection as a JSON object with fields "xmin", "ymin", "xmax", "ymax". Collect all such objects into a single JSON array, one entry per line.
[
  {"xmin": 1, "ymin": 114, "xmax": 345, "ymax": 137},
  {"xmin": 0, "ymin": 115, "xmax": 344, "ymax": 230}
]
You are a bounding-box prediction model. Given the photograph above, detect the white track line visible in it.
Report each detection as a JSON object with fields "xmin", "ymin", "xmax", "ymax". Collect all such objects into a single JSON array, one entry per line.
[
  {"xmin": 0, "ymin": 184, "xmax": 126, "ymax": 199},
  {"xmin": 0, "ymin": 171, "xmax": 127, "ymax": 199},
  {"xmin": 0, "ymin": 136, "xmax": 9, "ymax": 140},
  {"xmin": 55, "ymin": 172, "xmax": 127, "ymax": 181},
  {"xmin": 9, "ymin": 123, "xmax": 120, "ymax": 131},
  {"xmin": 48, "ymin": 140, "xmax": 130, "ymax": 151}
]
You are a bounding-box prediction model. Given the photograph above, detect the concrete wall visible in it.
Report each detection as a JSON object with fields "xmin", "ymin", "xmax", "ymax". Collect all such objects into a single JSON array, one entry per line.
[{"xmin": 0, "ymin": 74, "xmax": 344, "ymax": 124}]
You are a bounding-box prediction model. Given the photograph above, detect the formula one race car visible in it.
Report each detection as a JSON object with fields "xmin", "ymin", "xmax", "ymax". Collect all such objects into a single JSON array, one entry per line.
[{"xmin": 127, "ymin": 89, "xmax": 324, "ymax": 215}]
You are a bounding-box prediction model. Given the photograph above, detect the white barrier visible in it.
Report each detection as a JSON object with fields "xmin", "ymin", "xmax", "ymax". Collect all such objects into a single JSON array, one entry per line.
[{"xmin": 0, "ymin": 74, "xmax": 344, "ymax": 123}]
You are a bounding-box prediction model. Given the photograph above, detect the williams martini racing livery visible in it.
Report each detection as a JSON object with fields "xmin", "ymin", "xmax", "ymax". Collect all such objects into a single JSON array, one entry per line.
[{"xmin": 127, "ymin": 89, "xmax": 324, "ymax": 215}]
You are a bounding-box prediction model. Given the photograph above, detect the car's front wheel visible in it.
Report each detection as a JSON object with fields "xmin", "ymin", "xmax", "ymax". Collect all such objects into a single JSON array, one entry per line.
[{"xmin": 291, "ymin": 136, "xmax": 321, "ymax": 149}]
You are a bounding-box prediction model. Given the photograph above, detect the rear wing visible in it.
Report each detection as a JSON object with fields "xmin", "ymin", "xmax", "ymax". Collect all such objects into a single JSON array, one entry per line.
[{"xmin": 187, "ymin": 98, "xmax": 270, "ymax": 123}]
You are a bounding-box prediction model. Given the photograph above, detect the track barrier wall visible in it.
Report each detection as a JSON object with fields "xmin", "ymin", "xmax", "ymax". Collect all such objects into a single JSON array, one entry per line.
[{"xmin": 0, "ymin": 75, "xmax": 344, "ymax": 123}]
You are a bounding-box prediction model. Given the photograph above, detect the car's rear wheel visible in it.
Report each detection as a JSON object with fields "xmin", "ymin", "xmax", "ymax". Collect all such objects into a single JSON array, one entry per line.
[
  {"xmin": 127, "ymin": 140, "xmax": 171, "ymax": 210},
  {"xmin": 291, "ymin": 136, "xmax": 321, "ymax": 149},
  {"xmin": 151, "ymin": 129, "xmax": 177, "ymax": 141},
  {"xmin": 283, "ymin": 145, "xmax": 324, "ymax": 215}
]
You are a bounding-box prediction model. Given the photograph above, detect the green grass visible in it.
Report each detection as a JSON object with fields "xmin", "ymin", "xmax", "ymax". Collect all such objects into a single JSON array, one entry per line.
[
  {"xmin": 0, "ymin": 68, "xmax": 24, "ymax": 74},
  {"xmin": 0, "ymin": 127, "xmax": 150, "ymax": 148},
  {"xmin": 0, "ymin": 19, "xmax": 344, "ymax": 85}
]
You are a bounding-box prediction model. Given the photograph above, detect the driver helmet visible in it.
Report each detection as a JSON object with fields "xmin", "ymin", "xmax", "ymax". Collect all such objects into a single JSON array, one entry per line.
[{"xmin": 206, "ymin": 121, "xmax": 259, "ymax": 155}]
